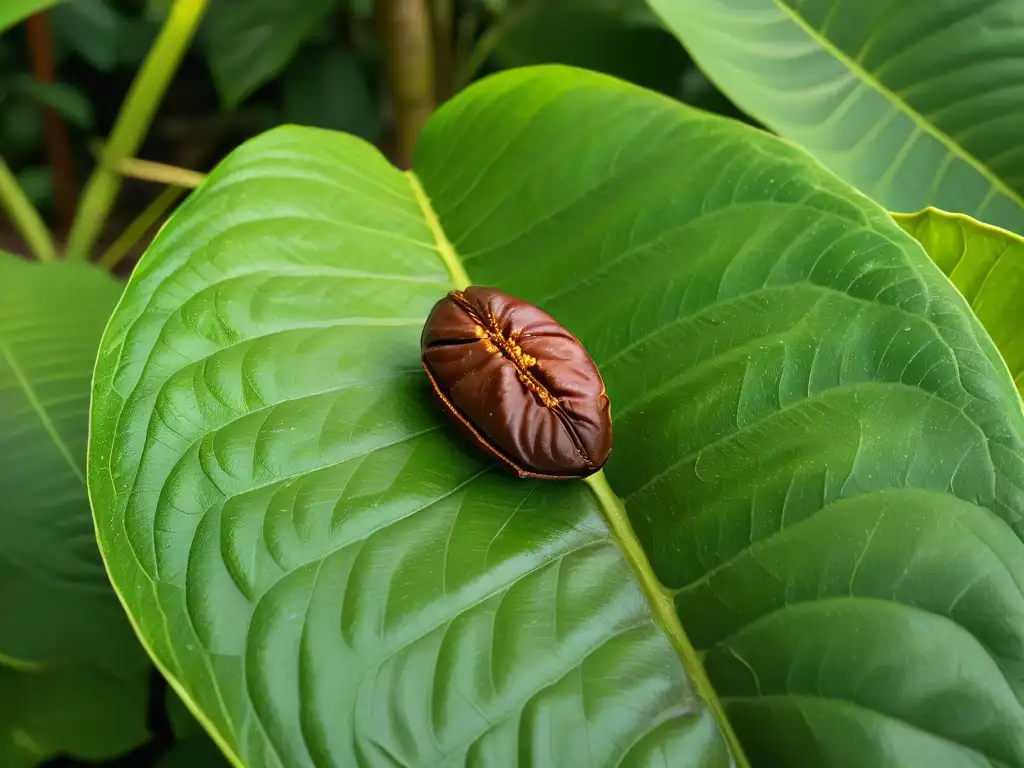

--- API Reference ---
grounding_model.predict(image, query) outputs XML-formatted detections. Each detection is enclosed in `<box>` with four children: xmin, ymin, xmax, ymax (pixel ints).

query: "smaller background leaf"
<box><xmin>48</xmin><ymin>0</ymin><xmax>122</xmax><ymax>72</ymax></box>
<box><xmin>895</xmin><ymin>208</ymin><xmax>1024</xmax><ymax>394</ymax></box>
<box><xmin>10</xmin><ymin>76</ymin><xmax>93</xmax><ymax>128</ymax></box>
<box><xmin>0</xmin><ymin>664</ymin><xmax>149</xmax><ymax>767</ymax></box>
<box><xmin>281</xmin><ymin>42</ymin><xmax>380</xmax><ymax>141</ymax></box>
<box><xmin>0</xmin><ymin>255</ymin><xmax>146</xmax><ymax>673</ymax></box>
<box><xmin>16</xmin><ymin>166</ymin><xmax>51</xmax><ymax>209</ymax></box>
<box><xmin>203</xmin><ymin>0</ymin><xmax>338</xmax><ymax>109</ymax></box>
<box><xmin>163</xmin><ymin>688</ymin><xmax>230</xmax><ymax>767</ymax></box>
<box><xmin>165</xmin><ymin>687</ymin><xmax>200</xmax><ymax>742</ymax></box>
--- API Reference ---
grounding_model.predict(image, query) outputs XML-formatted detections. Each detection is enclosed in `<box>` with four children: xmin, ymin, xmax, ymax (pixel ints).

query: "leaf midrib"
<box><xmin>0</xmin><ymin>338</ymin><xmax>84</xmax><ymax>486</ymax></box>
<box><xmin>404</xmin><ymin>169</ymin><xmax>751</xmax><ymax>766</ymax></box>
<box><xmin>772</xmin><ymin>0</ymin><xmax>1024</xmax><ymax>213</ymax></box>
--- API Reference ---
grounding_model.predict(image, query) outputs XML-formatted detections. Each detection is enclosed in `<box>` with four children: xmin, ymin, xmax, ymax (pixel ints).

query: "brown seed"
<box><xmin>420</xmin><ymin>286</ymin><xmax>612</xmax><ymax>479</ymax></box>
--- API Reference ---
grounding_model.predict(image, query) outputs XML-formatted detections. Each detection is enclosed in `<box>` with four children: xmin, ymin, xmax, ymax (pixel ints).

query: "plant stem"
<box><xmin>378</xmin><ymin>0</ymin><xmax>435</xmax><ymax>169</ymax></box>
<box><xmin>64</xmin><ymin>0</ymin><xmax>208</xmax><ymax>262</ymax></box>
<box><xmin>113</xmin><ymin>157</ymin><xmax>206</xmax><ymax>189</ymax></box>
<box><xmin>0</xmin><ymin>155</ymin><xmax>57</xmax><ymax>261</ymax></box>
<box><xmin>25</xmin><ymin>11</ymin><xmax>76</xmax><ymax>230</ymax></box>
<box><xmin>96</xmin><ymin>185</ymin><xmax>185</xmax><ymax>272</ymax></box>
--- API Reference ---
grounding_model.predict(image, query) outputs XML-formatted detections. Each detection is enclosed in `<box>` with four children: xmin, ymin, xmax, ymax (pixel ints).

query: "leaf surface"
<box><xmin>649</xmin><ymin>0</ymin><xmax>1024</xmax><ymax>234</ymax></box>
<box><xmin>90</xmin><ymin>66</ymin><xmax>1024</xmax><ymax>767</ymax></box>
<box><xmin>894</xmin><ymin>207</ymin><xmax>1024</xmax><ymax>393</ymax></box>
<box><xmin>0</xmin><ymin>255</ymin><xmax>146</xmax><ymax>673</ymax></box>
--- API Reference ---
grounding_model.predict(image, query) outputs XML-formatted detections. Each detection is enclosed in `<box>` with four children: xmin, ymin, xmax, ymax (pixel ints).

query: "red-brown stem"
<box><xmin>377</xmin><ymin>0</ymin><xmax>435</xmax><ymax>169</ymax></box>
<box><xmin>25</xmin><ymin>12</ymin><xmax>76</xmax><ymax>232</ymax></box>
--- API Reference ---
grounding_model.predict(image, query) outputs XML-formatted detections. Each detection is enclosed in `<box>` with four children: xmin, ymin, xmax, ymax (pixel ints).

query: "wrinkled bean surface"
<box><xmin>421</xmin><ymin>286</ymin><xmax>612</xmax><ymax>479</ymax></box>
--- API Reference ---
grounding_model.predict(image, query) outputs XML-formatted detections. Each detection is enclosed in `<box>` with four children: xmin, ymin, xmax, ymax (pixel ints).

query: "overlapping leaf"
<box><xmin>90</xmin><ymin>66</ymin><xmax>1024</xmax><ymax>767</ymax></box>
<box><xmin>203</xmin><ymin>0</ymin><xmax>337</xmax><ymax>108</ymax></box>
<box><xmin>649</xmin><ymin>0</ymin><xmax>1024</xmax><ymax>235</ymax></box>
<box><xmin>0</xmin><ymin>664</ymin><xmax>148</xmax><ymax>767</ymax></box>
<box><xmin>895</xmin><ymin>207</ymin><xmax>1024</xmax><ymax>392</ymax></box>
<box><xmin>0</xmin><ymin>255</ymin><xmax>144</xmax><ymax>672</ymax></box>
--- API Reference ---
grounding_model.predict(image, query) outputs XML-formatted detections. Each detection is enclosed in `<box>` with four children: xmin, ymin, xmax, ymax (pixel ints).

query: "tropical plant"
<box><xmin>0</xmin><ymin>0</ymin><xmax>219</xmax><ymax>764</ymax></box>
<box><xmin>3</xmin><ymin>0</ymin><xmax>1024</xmax><ymax>767</ymax></box>
<box><xmin>87</xmin><ymin>65</ymin><xmax>1024</xmax><ymax>767</ymax></box>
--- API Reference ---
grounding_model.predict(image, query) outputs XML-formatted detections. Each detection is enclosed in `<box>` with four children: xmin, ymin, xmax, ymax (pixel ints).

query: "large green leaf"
<box><xmin>203</xmin><ymin>0</ymin><xmax>337</xmax><ymax>109</ymax></box>
<box><xmin>89</xmin><ymin>66</ymin><xmax>1024</xmax><ymax>767</ymax></box>
<box><xmin>0</xmin><ymin>255</ymin><xmax>147</xmax><ymax>673</ymax></box>
<box><xmin>648</xmin><ymin>0</ymin><xmax>1024</xmax><ymax>235</ymax></box>
<box><xmin>894</xmin><ymin>207</ymin><xmax>1024</xmax><ymax>393</ymax></box>
<box><xmin>0</xmin><ymin>0</ymin><xmax>65</xmax><ymax>35</ymax></box>
<box><xmin>0</xmin><ymin>663</ymin><xmax>149</xmax><ymax>767</ymax></box>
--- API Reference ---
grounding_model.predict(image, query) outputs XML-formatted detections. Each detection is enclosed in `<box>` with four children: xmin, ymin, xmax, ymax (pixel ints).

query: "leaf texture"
<box><xmin>649</xmin><ymin>0</ymin><xmax>1024</xmax><ymax>234</ymax></box>
<box><xmin>90</xmin><ymin>66</ymin><xmax>1024</xmax><ymax>767</ymax></box>
<box><xmin>0</xmin><ymin>255</ymin><xmax>146</xmax><ymax>672</ymax></box>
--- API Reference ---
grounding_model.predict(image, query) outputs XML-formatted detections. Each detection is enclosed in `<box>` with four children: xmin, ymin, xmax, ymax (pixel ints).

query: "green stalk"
<box><xmin>0</xmin><ymin>155</ymin><xmax>57</xmax><ymax>261</ymax></box>
<box><xmin>113</xmin><ymin>157</ymin><xmax>206</xmax><ymax>189</ymax></box>
<box><xmin>64</xmin><ymin>0</ymin><xmax>208</xmax><ymax>261</ymax></box>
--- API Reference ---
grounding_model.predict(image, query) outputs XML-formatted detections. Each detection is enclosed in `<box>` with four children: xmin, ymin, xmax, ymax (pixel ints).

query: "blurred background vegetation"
<box><xmin>0</xmin><ymin>0</ymin><xmax>749</xmax><ymax>268</ymax></box>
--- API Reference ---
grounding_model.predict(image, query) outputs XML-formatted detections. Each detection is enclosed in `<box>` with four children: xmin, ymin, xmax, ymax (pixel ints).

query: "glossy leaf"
<box><xmin>0</xmin><ymin>255</ymin><xmax>145</xmax><ymax>673</ymax></box>
<box><xmin>0</xmin><ymin>663</ymin><xmax>149</xmax><ymax>767</ymax></box>
<box><xmin>89</xmin><ymin>66</ymin><xmax>1024</xmax><ymax>767</ymax></box>
<box><xmin>203</xmin><ymin>0</ymin><xmax>337</xmax><ymax>108</ymax></box>
<box><xmin>649</xmin><ymin>0</ymin><xmax>1024</xmax><ymax>235</ymax></box>
<box><xmin>0</xmin><ymin>0</ymin><xmax>65</xmax><ymax>35</ymax></box>
<box><xmin>894</xmin><ymin>207</ymin><xmax>1024</xmax><ymax>393</ymax></box>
